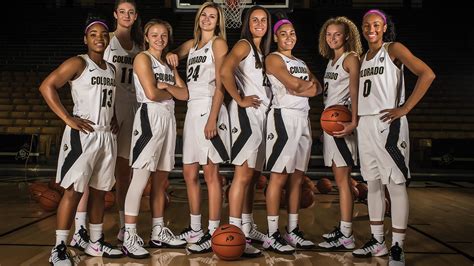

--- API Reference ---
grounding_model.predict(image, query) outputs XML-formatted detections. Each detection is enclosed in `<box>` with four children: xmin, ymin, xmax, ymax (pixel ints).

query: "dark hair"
<box><xmin>364</xmin><ymin>9</ymin><xmax>396</xmax><ymax>42</ymax></box>
<box><xmin>240</xmin><ymin>6</ymin><xmax>272</xmax><ymax>69</ymax></box>
<box><xmin>114</xmin><ymin>0</ymin><xmax>144</xmax><ymax>48</ymax></box>
<box><xmin>84</xmin><ymin>13</ymin><xmax>109</xmax><ymax>34</ymax></box>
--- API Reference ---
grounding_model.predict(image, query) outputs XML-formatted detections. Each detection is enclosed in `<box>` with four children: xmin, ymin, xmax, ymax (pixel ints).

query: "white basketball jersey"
<box><xmin>323</xmin><ymin>52</ymin><xmax>351</xmax><ymax>108</ymax></box>
<box><xmin>267</xmin><ymin>52</ymin><xmax>310</xmax><ymax>112</ymax></box>
<box><xmin>69</xmin><ymin>54</ymin><xmax>116</xmax><ymax>126</ymax></box>
<box><xmin>103</xmin><ymin>36</ymin><xmax>141</xmax><ymax>101</ymax></box>
<box><xmin>358</xmin><ymin>43</ymin><xmax>405</xmax><ymax>116</ymax></box>
<box><xmin>186</xmin><ymin>38</ymin><xmax>216</xmax><ymax>100</ymax></box>
<box><xmin>133</xmin><ymin>51</ymin><xmax>175</xmax><ymax>107</ymax></box>
<box><xmin>234</xmin><ymin>40</ymin><xmax>272</xmax><ymax>107</ymax></box>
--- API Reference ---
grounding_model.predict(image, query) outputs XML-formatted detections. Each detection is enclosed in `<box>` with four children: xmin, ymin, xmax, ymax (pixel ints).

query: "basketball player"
<box><xmin>220</xmin><ymin>5</ymin><xmax>273</xmax><ymax>257</ymax></box>
<box><xmin>121</xmin><ymin>19</ymin><xmax>188</xmax><ymax>259</ymax></box>
<box><xmin>352</xmin><ymin>9</ymin><xmax>435</xmax><ymax>265</ymax></box>
<box><xmin>69</xmin><ymin>0</ymin><xmax>144</xmax><ymax>250</ymax></box>
<box><xmin>316</xmin><ymin>16</ymin><xmax>362</xmax><ymax>250</ymax></box>
<box><xmin>263</xmin><ymin>18</ymin><xmax>320</xmax><ymax>253</ymax></box>
<box><xmin>40</xmin><ymin>16</ymin><xmax>124</xmax><ymax>265</ymax></box>
<box><xmin>165</xmin><ymin>2</ymin><xmax>229</xmax><ymax>253</ymax></box>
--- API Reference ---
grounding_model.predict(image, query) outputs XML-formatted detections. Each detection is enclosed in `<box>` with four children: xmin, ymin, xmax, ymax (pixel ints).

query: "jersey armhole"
<box><xmin>237</xmin><ymin>39</ymin><xmax>252</xmax><ymax>61</ymax></box>
<box><xmin>70</xmin><ymin>55</ymin><xmax>89</xmax><ymax>83</ymax></box>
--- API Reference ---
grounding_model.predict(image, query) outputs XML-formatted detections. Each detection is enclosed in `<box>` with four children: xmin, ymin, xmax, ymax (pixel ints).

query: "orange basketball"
<box><xmin>48</xmin><ymin>178</ymin><xmax>65</xmax><ymax>195</ymax></box>
<box><xmin>320</xmin><ymin>105</ymin><xmax>351</xmax><ymax>136</ymax></box>
<box><xmin>256</xmin><ymin>175</ymin><xmax>267</xmax><ymax>189</ymax></box>
<box><xmin>302</xmin><ymin>176</ymin><xmax>316</xmax><ymax>193</ymax></box>
<box><xmin>29</xmin><ymin>182</ymin><xmax>49</xmax><ymax>202</ymax></box>
<box><xmin>356</xmin><ymin>183</ymin><xmax>368</xmax><ymax>201</ymax></box>
<box><xmin>211</xmin><ymin>224</ymin><xmax>246</xmax><ymax>260</ymax></box>
<box><xmin>316</xmin><ymin>178</ymin><xmax>332</xmax><ymax>194</ymax></box>
<box><xmin>104</xmin><ymin>191</ymin><xmax>115</xmax><ymax>210</ymax></box>
<box><xmin>221</xmin><ymin>174</ymin><xmax>228</xmax><ymax>186</ymax></box>
<box><xmin>143</xmin><ymin>179</ymin><xmax>152</xmax><ymax>197</ymax></box>
<box><xmin>300</xmin><ymin>188</ymin><xmax>315</xmax><ymax>209</ymax></box>
<box><xmin>39</xmin><ymin>189</ymin><xmax>61</xmax><ymax>211</ymax></box>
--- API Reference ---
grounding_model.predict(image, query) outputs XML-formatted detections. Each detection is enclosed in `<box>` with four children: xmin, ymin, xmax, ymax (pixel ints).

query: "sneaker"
<box><xmin>122</xmin><ymin>228</ymin><xmax>149</xmax><ymax>259</ymax></box>
<box><xmin>388</xmin><ymin>242</ymin><xmax>405</xmax><ymax>266</ymax></box>
<box><xmin>352</xmin><ymin>235</ymin><xmax>388</xmax><ymax>258</ymax></box>
<box><xmin>176</xmin><ymin>226</ymin><xmax>204</xmax><ymax>244</ymax></box>
<box><xmin>187</xmin><ymin>232</ymin><xmax>212</xmax><ymax>254</ymax></box>
<box><xmin>149</xmin><ymin>225</ymin><xmax>187</xmax><ymax>248</ymax></box>
<box><xmin>242</xmin><ymin>241</ymin><xmax>262</xmax><ymax>258</ymax></box>
<box><xmin>322</xmin><ymin>226</ymin><xmax>339</xmax><ymax>241</ymax></box>
<box><xmin>263</xmin><ymin>231</ymin><xmax>295</xmax><ymax>254</ymax></box>
<box><xmin>117</xmin><ymin>226</ymin><xmax>125</xmax><ymax>242</ymax></box>
<box><xmin>84</xmin><ymin>235</ymin><xmax>124</xmax><ymax>258</ymax></box>
<box><xmin>318</xmin><ymin>227</ymin><xmax>355</xmax><ymax>250</ymax></box>
<box><xmin>70</xmin><ymin>226</ymin><xmax>89</xmax><ymax>251</ymax></box>
<box><xmin>243</xmin><ymin>222</ymin><xmax>267</xmax><ymax>244</ymax></box>
<box><xmin>283</xmin><ymin>226</ymin><xmax>315</xmax><ymax>249</ymax></box>
<box><xmin>49</xmin><ymin>241</ymin><xmax>72</xmax><ymax>266</ymax></box>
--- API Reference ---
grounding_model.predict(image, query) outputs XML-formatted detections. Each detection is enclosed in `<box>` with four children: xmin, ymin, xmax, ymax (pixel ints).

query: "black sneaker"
<box><xmin>70</xmin><ymin>225</ymin><xmax>89</xmax><ymax>251</ymax></box>
<box><xmin>389</xmin><ymin>242</ymin><xmax>405</xmax><ymax>265</ymax></box>
<box><xmin>262</xmin><ymin>231</ymin><xmax>295</xmax><ymax>254</ymax></box>
<box><xmin>49</xmin><ymin>241</ymin><xmax>72</xmax><ymax>266</ymax></box>
<box><xmin>187</xmin><ymin>232</ymin><xmax>212</xmax><ymax>254</ymax></box>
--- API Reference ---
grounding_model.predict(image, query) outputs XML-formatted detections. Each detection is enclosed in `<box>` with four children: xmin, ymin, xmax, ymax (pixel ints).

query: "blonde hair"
<box><xmin>193</xmin><ymin>2</ymin><xmax>226</xmax><ymax>47</ymax></box>
<box><xmin>143</xmin><ymin>19</ymin><xmax>173</xmax><ymax>59</ymax></box>
<box><xmin>318</xmin><ymin>16</ymin><xmax>362</xmax><ymax>59</ymax></box>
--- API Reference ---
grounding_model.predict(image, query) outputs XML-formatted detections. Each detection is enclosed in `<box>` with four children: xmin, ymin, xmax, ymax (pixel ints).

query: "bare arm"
<box><xmin>165</xmin><ymin>39</ymin><xmax>194</xmax><ymax>67</ymax></box>
<box><xmin>380</xmin><ymin>42</ymin><xmax>436</xmax><ymax>122</ymax></box>
<box><xmin>204</xmin><ymin>38</ymin><xmax>228</xmax><ymax>139</ymax></box>
<box><xmin>265</xmin><ymin>54</ymin><xmax>314</xmax><ymax>94</ymax></box>
<box><xmin>133</xmin><ymin>53</ymin><xmax>173</xmax><ymax>102</ymax></box>
<box><xmin>161</xmin><ymin>66</ymin><xmax>189</xmax><ymax>101</ymax></box>
<box><xmin>39</xmin><ymin>56</ymin><xmax>95</xmax><ymax>133</ymax></box>
<box><xmin>220</xmin><ymin>40</ymin><xmax>261</xmax><ymax>108</ymax></box>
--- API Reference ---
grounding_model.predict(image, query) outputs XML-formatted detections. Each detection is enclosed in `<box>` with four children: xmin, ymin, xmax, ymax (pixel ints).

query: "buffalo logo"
<box><xmin>204</xmin><ymin>48</ymin><xmax>209</xmax><ymax>53</ymax></box>
<box><xmin>225</xmin><ymin>235</ymin><xmax>235</xmax><ymax>242</ymax></box>
<box><xmin>231</xmin><ymin>127</ymin><xmax>238</xmax><ymax>134</ymax></box>
<box><xmin>400</xmin><ymin>141</ymin><xmax>407</xmax><ymax>149</ymax></box>
<box><xmin>267</xmin><ymin>133</ymin><xmax>274</xmax><ymax>140</ymax></box>
<box><xmin>63</xmin><ymin>144</ymin><xmax>68</xmax><ymax>151</ymax></box>
<box><xmin>219</xmin><ymin>123</ymin><xmax>227</xmax><ymax>131</ymax></box>
<box><xmin>133</xmin><ymin>130</ymin><xmax>139</xmax><ymax>136</ymax></box>
<box><xmin>331</xmin><ymin>112</ymin><xmax>339</xmax><ymax>118</ymax></box>
<box><xmin>379</xmin><ymin>57</ymin><xmax>385</xmax><ymax>63</ymax></box>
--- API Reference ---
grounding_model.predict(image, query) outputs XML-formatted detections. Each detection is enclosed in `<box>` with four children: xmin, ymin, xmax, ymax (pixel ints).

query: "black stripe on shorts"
<box><xmin>385</xmin><ymin>118</ymin><xmax>409</xmax><ymax>179</ymax></box>
<box><xmin>60</xmin><ymin>128</ymin><xmax>83</xmax><ymax>182</ymax></box>
<box><xmin>334</xmin><ymin>136</ymin><xmax>354</xmax><ymax>167</ymax></box>
<box><xmin>231</xmin><ymin>105</ymin><xmax>252</xmax><ymax>160</ymax></box>
<box><xmin>266</xmin><ymin>109</ymin><xmax>288</xmax><ymax>171</ymax></box>
<box><xmin>211</xmin><ymin>135</ymin><xmax>230</xmax><ymax>162</ymax></box>
<box><xmin>132</xmin><ymin>103</ymin><xmax>153</xmax><ymax>164</ymax></box>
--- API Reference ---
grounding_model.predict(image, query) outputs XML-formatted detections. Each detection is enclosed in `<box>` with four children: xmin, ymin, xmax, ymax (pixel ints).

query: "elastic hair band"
<box><xmin>363</xmin><ymin>9</ymin><xmax>386</xmax><ymax>24</ymax></box>
<box><xmin>84</xmin><ymin>21</ymin><xmax>109</xmax><ymax>34</ymax></box>
<box><xmin>273</xmin><ymin>19</ymin><xmax>292</xmax><ymax>34</ymax></box>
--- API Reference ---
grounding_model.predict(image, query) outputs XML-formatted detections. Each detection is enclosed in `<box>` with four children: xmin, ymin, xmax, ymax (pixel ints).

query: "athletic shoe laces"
<box><xmin>272</xmin><ymin>231</ymin><xmax>289</xmax><ymax>248</ymax></box>
<box><xmin>158</xmin><ymin>226</ymin><xmax>178</xmax><ymax>242</ymax></box>
<box><xmin>361</xmin><ymin>236</ymin><xmax>379</xmax><ymax>252</ymax></box>
<box><xmin>126</xmin><ymin>232</ymin><xmax>145</xmax><ymax>252</ymax></box>
<box><xmin>195</xmin><ymin>233</ymin><xmax>212</xmax><ymax>249</ymax></box>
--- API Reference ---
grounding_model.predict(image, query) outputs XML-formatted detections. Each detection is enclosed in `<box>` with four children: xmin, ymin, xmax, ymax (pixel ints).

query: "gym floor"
<box><xmin>0</xmin><ymin>177</ymin><xmax>472</xmax><ymax>265</ymax></box>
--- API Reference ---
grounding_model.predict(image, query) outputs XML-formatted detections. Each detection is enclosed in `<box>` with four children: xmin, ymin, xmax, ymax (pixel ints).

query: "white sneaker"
<box><xmin>322</xmin><ymin>226</ymin><xmax>340</xmax><ymax>241</ymax></box>
<box><xmin>352</xmin><ymin>235</ymin><xmax>388</xmax><ymax>258</ymax></box>
<box><xmin>149</xmin><ymin>225</ymin><xmax>187</xmax><ymax>248</ymax></box>
<box><xmin>389</xmin><ymin>242</ymin><xmax>405</xmax><ymax>266</ymax></box>
<box><xmin>176</xmin><ymin>226</ymin><xmax>204</xmax><ymax>244</ymax></box>
<box><xmin>187</xmin><ymin>232</ymin><xmax>212</xmax><ymax>254</ymax></box>
<box><xmin>263</xmin><ymin>231</ymin><xmax>295</xmax><ymax>254</ymax></box>
<box><xmin>84</xmin><ymin>235</ymin><xmax>124</xmax><ymax>258</ymax></box>
<box><xmin>283</xmin><ymin>226</ymin><xmax>315</xmax><ymax>249</ymax></box>
<box><xmin>122</xmin><ymin>228</ymin><xmax>149</xmax><ymax>259</ymax></box>
<box><xmin>70</xmin><ymin>226</ymin><xmax>89</xmax><ymax>251</ymax></box>
<box><xmin>318</xmin><ymin>227</ymin><xmax>355</xmax><ymax>250</ymax></box>
<box><xmin>117</xmin><ymin>226</ymin><xmax>125</xmax><ymax>242</ymax></box>
<box><xmin>242</xmin><ymin>241</ymin><xmax>262</xmax><ymax>258</ymax></box>
<box><xmin>151</xmin><ymin>250</ymin><xmax>185</xmax><ymax>265</ymax></box>
<box><xmin>49</xmin><ymin>241</ymin><xmax>72</xmax><ymax>266</ymax></box>
<box><xmin>243</xmin><ymin>222</ymin><xmax>267</xmax><ymax>244</ymax></box>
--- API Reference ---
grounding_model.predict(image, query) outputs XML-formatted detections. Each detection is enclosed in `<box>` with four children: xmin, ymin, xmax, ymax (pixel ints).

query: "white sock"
<box><xmin>89</xmin><ymin>223</ymin><xmax>103</xmax><ymax>242</ymax></box>
<box><xmin>267</xmin><ymin>215</ymin><xmax>279</xmax><ymax>236</ymax></box>
<box><xmin>370</xmin><ymin>224</ymin><xmax>384</xmax><ymax>243</ymax></box>
<box><xmin>229</xmin><ymin>216</ymin><xmax>242</xmax><ymax>230</ymax></box>
<box><xmin>153</xmin><ymin>217</ymin><xmax>164</xmax><ymax>227</ymax></box>
<box><xmin>340</xmin><ymin>221</ymin><xmax>352</xmax><ymax>237</ymax></box>
<box><xmin>74</xmin><ymin>212</ymin><xmax>87</xmax><ymax>233</ymax></box>
<box><xmin>288</xmin><ymin>213</ymin><xmax>298</xmax><ymax>232</ymax></box>
<box><xmin>119</xmin><ymin>211</ymin><xmax>125</xmax><ymax>228</ymax></box>
<box><xmin>190</xmin><ymin>214</ymin><xmax>202</xmax><ymax>231</ymax></box>
<box><xmin>55</xmin><ymin>230</ymin><xmax>69</xmax><ymax>246</ymax></box>
<box><xmin>208</xmin><ymin>220</ymin><xmax>220</xmax><ymax>235</ymax></box>
<box><xmin>392</xmin><ymin>232</ymin><xmax>406</xmax><ymax>248</ymax></box>
<box><xmin>242</xmin><ymin>213</ymin><xmax>253</xmax><ymax>224</ymax></box>
<box><xmin>124</xmin><ymin>223</ymin><xmax>136</xmax><ymax>231</ymax></box>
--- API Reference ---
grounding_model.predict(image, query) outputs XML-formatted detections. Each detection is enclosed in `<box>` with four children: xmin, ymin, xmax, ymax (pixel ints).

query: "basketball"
<box><xmin>320</xmin><ymin>105</ymin><xmax>351</xmax><ymax>136</ymax></box>
<box><xmin>300</xmin><ymin>188</ymin><xmax>315</xmax><ymax>208</ymax></box>
<box><xmin>29</xmin><ymin>182</ymin><xmax>49</xmax><ymax>202</ymax></box>
<box><xmin>104</xmin><ymin>191</ymin><xmax>115</xmax><ymax>210</ymax></box>
<box><xmin>39</xmin><ymin>189</ymin><xmax>61</xmax><ymax>212</ymax></box>
<box><xmin>350</xmin><ymin>178</ymin><xmax>358</xmax><ymax>187</ymax></box>
<box><xmin>256</xmin><ymin>175</ymin><xmax>267</xmax><ymax>189</ymax></box>
<box><xmin>221</xmin><ymin>174</ymin><xmax>228</xmax><ymax>186</ymax></box>
<box><xmin>48</xmin><ymin>178</ymin><xmax>65</xmax><ymax>195</ymax></box>
<box><xmin>351</xmin><ymin>185</ymin><xmax>359</xmax><ymax>199</ymax></box>
<box><xmin>302</xmin><ymin>176</ymin><xmax>316</xmax><ymax>193</ymax></box>
<box><xmin>143</xmin><ymin>179</ymin><xmax>151</xmax><ymax>197</ymax></box>
<box><xmin>211</xmin><ymin>224</ymin><xmax>246</xmax><ymax>260</ymax></box>
<box><xmin>316</xmin><ymin>178</ymin><xmax>332</xmax><ymax>194</ymax></box>
<box><xmin>356</xmin><ymin>183</ymin><xmax>368</xmax><ymax>201</ymax></box>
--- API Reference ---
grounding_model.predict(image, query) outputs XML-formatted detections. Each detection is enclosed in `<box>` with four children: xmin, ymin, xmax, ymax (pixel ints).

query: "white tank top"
<box><xmin>234</xmin><ymin>40</ymin><xmax>272</xmax><ymax>107</ymax></box>
<box><xmin>69</xmin><ymin>54</ymin><xmax>116</xmax><ymax>126</ymax></box>
<box><xmin>358</xmin><ymin>43</ymin><xmax>405</xmax><ymax>116</ymax></box>
<box><xmin>323</xmin><ymin>52</ymin><xmax>352</xmax><ymax>108</ymax></box>
<box><xmin>103</xmin><ymin>35</ymin><xmax>141</xmax><ymax>102</ymax></box>
<box><xmin>267</xmin><ymin>52</ymin><xmax>310</xmax><ymax>112</ymax></box>
<box><xmin>186</xmin><ymin>38</ymin><xmax>216</xmax><ymax>101</ymax></box>
<box><xmin>133</xmin><ymin>51</ymin><xmax>175</xmax><ymax>107</ymax></box>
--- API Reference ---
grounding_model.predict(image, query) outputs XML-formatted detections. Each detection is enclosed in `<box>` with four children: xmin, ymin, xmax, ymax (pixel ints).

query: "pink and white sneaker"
<box><xmin>352</xmin><ymin>235</ymin><xmax>388</xmax><ymax>257</ymax></box>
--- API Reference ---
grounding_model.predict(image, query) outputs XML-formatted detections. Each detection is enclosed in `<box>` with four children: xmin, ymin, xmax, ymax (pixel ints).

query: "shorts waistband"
<box><xmin>272</xmin><ymin>107</ymin><xmax>308</xmax><ymax>117</ymax></box>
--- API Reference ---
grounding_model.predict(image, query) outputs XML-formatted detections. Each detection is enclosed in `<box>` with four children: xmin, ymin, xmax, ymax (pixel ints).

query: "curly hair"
<box><xmin>318</xmin><ymin>16</ymin><xmax>363</xmax><ymax>59</ymax></box>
